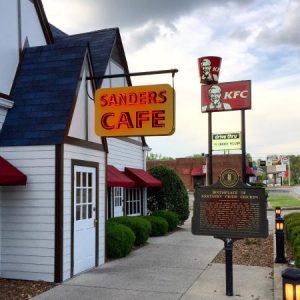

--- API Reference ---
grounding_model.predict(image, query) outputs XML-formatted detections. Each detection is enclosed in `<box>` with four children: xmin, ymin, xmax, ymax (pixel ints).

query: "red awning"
<box><xmin>125</xmin><ymin>167</ymin><xmax>162</xmax><ymax>187</ymax></box>
<box><xmin>0</xmin><ymin>156</ymin><xmax>27</xmax><ymax>186</ymax></box>
<box><xmin>246</xmin><ymin>166</ymin><xmax>256</xmax><ymax>177</ymax></box>
<box><xmin>191</xmin><ymin>166</ymin><xmax>206</xmax><ymax>176</ymax></box>
<box><xmin>107</xmin><ymin>165</ymin><xmax>135</xmax><ymax>187</ymax></box>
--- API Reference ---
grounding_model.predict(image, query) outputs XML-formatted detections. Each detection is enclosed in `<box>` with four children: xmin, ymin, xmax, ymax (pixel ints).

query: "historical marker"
<box><xmin>192</xmin><ymin>169</ymin><xmax>268</xmax><ymax>239</ymax></box>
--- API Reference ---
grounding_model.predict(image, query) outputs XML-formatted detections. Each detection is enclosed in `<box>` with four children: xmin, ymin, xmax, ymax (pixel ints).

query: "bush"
<box><xmin>142</xmin><ymin>216</ymin><xmax>168</xmax><ymax>236</ymax></box>
<box><xmin>290</xmin><ymin>225</ymin><xmax>300</xmax><ymax>247</ymax></box>
<box><xmin>112</xmin><ymin>216</ymin><xmax>151</xmax><ymax>246</ymax></box>
<box><xmin>151</xmin><ymin>210</ymin><xmax>179</xmax><ymax>231</ymax></box>
<box><xmin>106</xmin><ymin>222</ymin><xmax>135</xmax><ymax>258</ymax></box>
<box><xmin>147</xmin><ymin>166</ymin><xmax>189</xmax><ymax>224</ymax></box>
<box><xmin>284</xmin><ymin>213</ymin><xmax>300</xmax><ymax>242</ymax></box>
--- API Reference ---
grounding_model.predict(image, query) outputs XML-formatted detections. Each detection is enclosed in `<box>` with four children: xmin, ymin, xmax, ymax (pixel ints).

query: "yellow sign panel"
<box><xmin>95</xmin><ymin>84</ymin><xmax>175</xmax><ymax>137</ymax></box>
<box><xmin>212</xmin><ymin>132</ymin><xmax>241</xmax><ymax>151</ymax></box>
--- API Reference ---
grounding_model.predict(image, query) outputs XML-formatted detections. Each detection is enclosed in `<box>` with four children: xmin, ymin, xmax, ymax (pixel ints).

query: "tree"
<box><xmin>289</xmin><ymin>155</ymin><xmax>300</xmax><ymax>185</ymax></box>
<box><xmin>147</xmin><ymin>165</ymin><xmax>189</xmax><ymax>224</ymax></box>
<box><xmin>147</xmin><ymin>153</ymin><xmax>174</xmax><ymax>161</ymax></box>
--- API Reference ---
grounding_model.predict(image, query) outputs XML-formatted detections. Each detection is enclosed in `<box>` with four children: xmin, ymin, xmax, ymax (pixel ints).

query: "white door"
<box><xmin>113</xmin><ymin>187</ymin><xmax>123</xmax><ymax>217</ymax></box>
<box><xmin>74</xmin><ymin>166</ymin><xmax>96</xmax><ymax>275</ymax></box>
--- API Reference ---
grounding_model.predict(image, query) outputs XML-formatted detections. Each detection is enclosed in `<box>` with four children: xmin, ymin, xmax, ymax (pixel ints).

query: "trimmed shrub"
<box><xmin>290</xmin><ymin>225</ymin><xmax>300</xmax><ymax>248</ymax></box>
<box><xmin>284</xmin><ymin>213</ymin><xmax>300</xmax><ymax>242</ymax></box>
<box><xmin>151</xmin><ymin>210</ymin><xmax>179</xmax><ymax>231</ymax></box>
<box><xmin>112</xmin><ymin>216</ymin><xmax>151</xmax><ymax>246</ymax></box>
<box><xmin>106</xmin><ymin>221</ymin><xmax>135</xmax><ymax>258</ymax></box>
<box><xmin>287</xmin><ymin>220</ymin><xmax>300</xmax><ymax>241</ymax></box>
<box><xmin>142</xmin><ymin>216</ymin><xmax>168</xmax><ymax>236</ymax></box>
<box><xmin>147</xmin><ymin>166</ymin><xmax>189</xmax><ymax>224</ymax></box>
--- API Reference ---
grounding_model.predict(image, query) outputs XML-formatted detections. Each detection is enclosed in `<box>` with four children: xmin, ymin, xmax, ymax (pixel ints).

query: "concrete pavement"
<box><xmin>34</xmin><ymin>214</ymin><xmax>276</xmax><ymax>300</ymax></box>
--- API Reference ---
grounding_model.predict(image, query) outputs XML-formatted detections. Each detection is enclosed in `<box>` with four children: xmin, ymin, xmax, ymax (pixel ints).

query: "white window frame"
<box><xmin>126</xmin><ymin>187</ymin><xmax>142</xmax><ymax>216</ymax></box>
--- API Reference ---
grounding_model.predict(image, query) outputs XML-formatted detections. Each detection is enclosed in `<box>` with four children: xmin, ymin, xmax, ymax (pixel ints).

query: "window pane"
<box><xmin>82</xmin><ymin>205</ymin><xmax>87</xmax><ymax>219</ymax></box>
<box><xmin>76</xmin><ymin>205</ymin><xmax>81</xmax><ymax>220</ymax></box>
<box><xmin>82</xmin><ymin>173</ymin><xmax>87</xmax><ymax>187</ymax></box>
<box><xmin>76</xmin><ymin>189</ymin><xmax>81</xmax><ymax>204</ymax></box>
<box><xmin>82</xmin><ymin>189</ymin><xmax>87</xmax><ymax>203</ymax></box>
<box><xmin>131</xmin><ymin>201</ymin><xmax>134</xmax><ymax>215</ymax></box>
<box><xmin>88</xmin><ymin>173</ymin><xmax>92</xmax><ymax>187</ymax></box>
<box><xmin>76</xmin><ymin>172</ymin><xmax>81</xmax><ymax>187</ymax></box>
<box><xmin>88</xmin><ymin>189</ymin><xmax>92</xmax><ymax>203</ymax></box>
<box><xmin>88</xmin><ymin>205</ymin><xmax>92</xmax><ymax>218</ymax></box>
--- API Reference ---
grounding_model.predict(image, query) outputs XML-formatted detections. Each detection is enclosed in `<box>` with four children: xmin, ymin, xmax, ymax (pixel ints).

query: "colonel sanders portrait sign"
<box><xmin>198</xmin><ymin>56</ymin><xmax>222</xmax><ymax>84</ymax></box>
<box><xmin>201</xmin><ymin>80</ymin><xmax>251</xmax><ymax>113</ymax></box>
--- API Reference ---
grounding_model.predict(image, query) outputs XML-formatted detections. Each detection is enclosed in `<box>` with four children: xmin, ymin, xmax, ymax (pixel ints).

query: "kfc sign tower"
<box><xmin>195</xmin><ymin>57</ymin><xmax>258</xmax><ymax>297</ymax></box>
<box><xmin>198</xmin><ymin>56</ymin><xmax>252</xmax><ymax>184</ymax></box>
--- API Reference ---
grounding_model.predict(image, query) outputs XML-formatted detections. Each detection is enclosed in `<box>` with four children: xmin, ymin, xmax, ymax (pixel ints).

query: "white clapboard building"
<box><xmin>0</xmin><ymin>0</ymin><xmax>161</xmax><ymax>283</ymax></box>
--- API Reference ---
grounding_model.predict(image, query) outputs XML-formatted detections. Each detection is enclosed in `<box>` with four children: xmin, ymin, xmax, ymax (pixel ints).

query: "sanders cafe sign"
<box><xmin>95</xmin><ymin>84</ymin><xmax>175</xmax><ymax>137</ymax></box>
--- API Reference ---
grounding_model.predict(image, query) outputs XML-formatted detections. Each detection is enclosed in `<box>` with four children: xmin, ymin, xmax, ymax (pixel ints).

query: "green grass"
<box><xmin>268</xmin><ymin>194</ymin><xmax>300</xmax><ymax>208</ymax></box>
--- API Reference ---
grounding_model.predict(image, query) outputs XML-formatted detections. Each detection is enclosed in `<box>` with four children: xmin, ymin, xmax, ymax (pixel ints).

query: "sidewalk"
<box><xmin>34</xmin><ymin>215</ymin><xmax>275</xmax><ymax>300</ymax></box>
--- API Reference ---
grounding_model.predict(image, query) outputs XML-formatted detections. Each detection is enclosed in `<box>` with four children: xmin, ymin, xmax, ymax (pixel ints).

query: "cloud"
<box><xmin>41</xmin><ymin>0</ymin><xmax>300</xmax><ymax>158</ymax></box>
<box><xmin>257</xmin><ymin>0</ymin><xmax>300</xmax><ymax>47</ymax></box>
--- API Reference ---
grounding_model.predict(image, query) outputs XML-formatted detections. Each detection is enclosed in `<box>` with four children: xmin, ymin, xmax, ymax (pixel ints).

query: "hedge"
<box><xmin>112</xmin><ymin>216</ymin><xmax>151</xmax><ymax>246</ymax></box>
<box><xmin>151</xmin><ymin>210</ymin><xmax>179</xmax><ymax>231</ymax></box>
<box><xmin>147</xmin><ymin>166</ymin><xmax>189</xmax><ymax>224</ymax></box>
<box><xmin>142</xmin><ymin>216</ymin><xmax>168</xmax><ymax>236</ymax></box>
<box><xmin>106</xmin><ymin>222</ymin><xmax>135</xmax><ymax>258</ymax></box>
<box><xmin>284</xmin><ymin>212</ymin><xmax>300</xmax><ymax>268</ymax></box>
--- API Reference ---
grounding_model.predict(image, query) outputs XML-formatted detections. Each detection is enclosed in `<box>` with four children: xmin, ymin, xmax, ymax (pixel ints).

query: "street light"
<box><xmin>282</xmin><ymin>268</ymin><xmax>300</xmax><ymax>300</ymax></box>
<box><xmin>275</xmin><ymin>207</ymin><xmax>282</xmax><ymax>218</ymax></box>
<box><xmin>275</xmin><ymin>217</ymin><xmax>286</xmax><ymax>263</ymax></box>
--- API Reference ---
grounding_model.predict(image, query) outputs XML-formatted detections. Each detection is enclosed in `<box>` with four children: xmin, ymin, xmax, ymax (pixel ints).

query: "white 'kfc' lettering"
<box><xmin>223</xmin><ymin>90</ymin><xmax>248</xmax><ymax>100</ymax></box>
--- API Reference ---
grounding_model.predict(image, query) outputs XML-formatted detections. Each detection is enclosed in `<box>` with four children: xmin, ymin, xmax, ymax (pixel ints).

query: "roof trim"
<box><xmin>63</xmin><ymin>46</ymin><xmax>108</xmax><ymax>152</ymax></box>
<box><xmin>114</xmin><ymin>29</ymin><xmax>132</xmax><ymax>87</ymax></box>
<box><xmin>0</xmin><ymin>98</ymin><xmax>14</xmax><ymax>109</ymax></box>
<box><xmin>33</xmin><ymin>0</ymin><xmax>54</xmax><ymax>44</ymax></box>
<box><xmin>64</xmin><ymin>48</ymin><xmax>90</xmax><ymax>140</ymax></box>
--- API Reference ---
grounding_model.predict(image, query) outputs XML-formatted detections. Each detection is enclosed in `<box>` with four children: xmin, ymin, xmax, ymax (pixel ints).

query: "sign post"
<box><xmin>192</xmin><ymin>169</ymin><xmax>268</xmax><ymax>296</ymax></box>
<box><xmin>195</xmin><ymin>56</ymin><xmax>266</xmax><ymax>296</ymax></box>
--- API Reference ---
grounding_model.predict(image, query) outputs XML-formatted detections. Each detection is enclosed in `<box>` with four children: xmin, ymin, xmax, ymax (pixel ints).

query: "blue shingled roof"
<box><xmin>49</xmin><ymin>23</ymin><xmax>68</xmax><ymax>40</ymax></box>
<box><xmin>0</xmin><ymin>27</ymin><xmax>125</xmax><ymax>147</ymax></box>
<box><xmin>0</xmin><ymin>42</ymin><xmax>88</xmax><ymax>146</ymax></box>
<box><xmin>55</xmin><ymin>28</ymin><xmax>118</xmax><ymax>79</ymax></box>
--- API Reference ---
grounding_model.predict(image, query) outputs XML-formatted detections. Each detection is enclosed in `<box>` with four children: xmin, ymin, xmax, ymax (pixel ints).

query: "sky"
<box><xmin>42</xmin><ymin>0</ymin><xmax>300</xmax><ymax>160</ymax></box>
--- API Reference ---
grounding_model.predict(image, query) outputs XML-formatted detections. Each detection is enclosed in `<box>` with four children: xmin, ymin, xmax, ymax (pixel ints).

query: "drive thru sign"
<box><xmin>95</xmin><ymin>84</ymin><xmax>175</xmax><ymax>137</ymax></box>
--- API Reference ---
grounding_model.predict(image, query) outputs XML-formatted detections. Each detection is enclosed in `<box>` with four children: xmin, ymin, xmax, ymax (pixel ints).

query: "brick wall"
<box><xmin>147</xmin><ymin>154</ymin><xmax>246</xmax><ymax>191</ymax></box>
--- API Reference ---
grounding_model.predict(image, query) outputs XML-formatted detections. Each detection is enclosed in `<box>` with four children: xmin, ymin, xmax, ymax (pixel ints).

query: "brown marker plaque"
<box><xmin>192</xmin><ymin>173</ymin><xmax>268</xmax><ymax>238</ymax></box>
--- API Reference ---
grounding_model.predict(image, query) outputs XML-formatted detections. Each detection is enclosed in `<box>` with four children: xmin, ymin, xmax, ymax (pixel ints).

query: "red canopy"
<box><xmin>191</xmin><ymin>166</ymin><xmax>206</xmax><ymax>176</ymax></box>
<box><xmin>107</xmin><ymin>165</ymin><xmax>135</xmax><ymax>187</ymax></box>
<box><xmin>125</xmin><ymin>167</ymin><xmax>162</xmax><ymax>187</ymax></box>
<box><xmin>0</xmin><ymin>156</ymin><xmax>27</xmax><ymax>186</ymax></box>
<box><xmin>246</xmin><ymin>165</ymin><xmax>256</xmax><ymax>177</ymax></box>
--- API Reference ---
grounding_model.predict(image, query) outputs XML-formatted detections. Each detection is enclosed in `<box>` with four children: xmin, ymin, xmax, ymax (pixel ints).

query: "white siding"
<box><xmin>68</xmin><ymin>58</ymin><xmax>103</xmax><ymax>145</ymax></box>
<box><xmin>107</xmin><ymin>138</ymin><xmax>144</xmax><ymax>170</ymax></box>
<box><xmin>63</xmin><ymin>144</ymin><xmax>106</xmax><ymax>281</ymax></box>
<box><xmin>0</xmin><ymin>146</ymin><xmax>56</xmax><ymax>282</ymax></box>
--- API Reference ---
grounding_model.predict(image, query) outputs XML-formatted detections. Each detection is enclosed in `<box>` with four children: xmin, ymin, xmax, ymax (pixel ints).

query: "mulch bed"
<box><xmin>212</xmin><ymin>234</ymin><xmax>274</xmax><ymax>268</ymax></box>
<box><xmin>0</xmin><ymin>279</ymin><xmax>54</xmax><ymax>300</ymax></box>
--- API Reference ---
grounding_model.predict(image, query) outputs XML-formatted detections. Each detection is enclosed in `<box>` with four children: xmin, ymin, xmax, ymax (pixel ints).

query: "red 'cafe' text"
<box><xmin>101</xmin><ymin>110</ymin><xmax>165</xmax><ymax>130</ymax></box>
